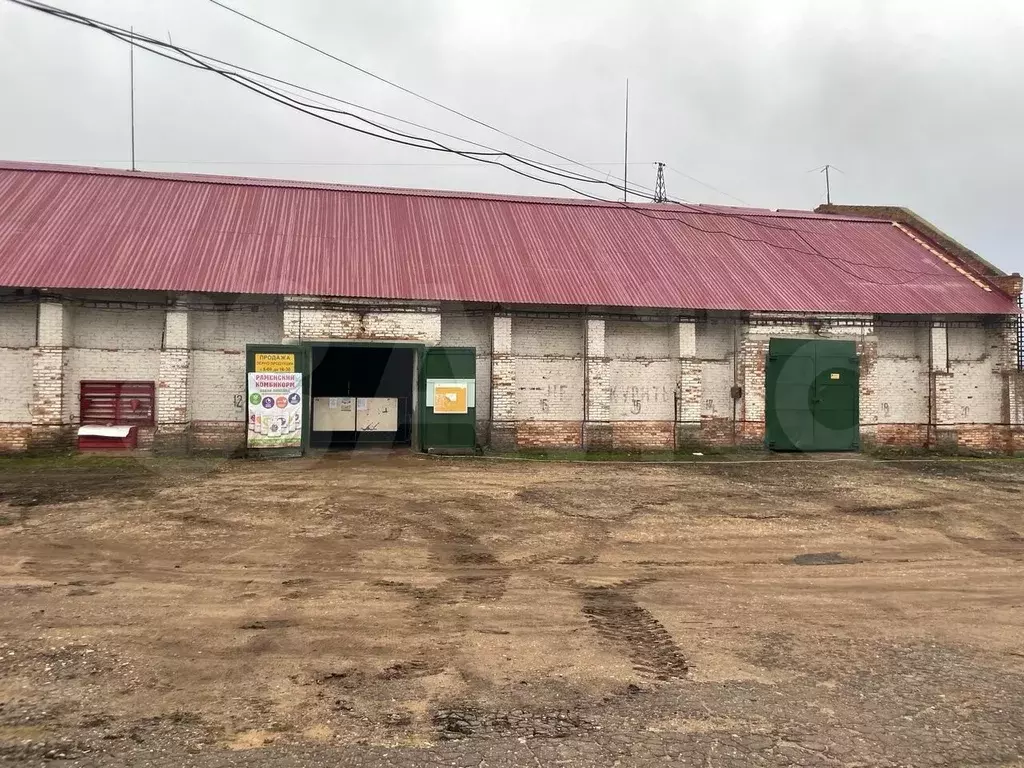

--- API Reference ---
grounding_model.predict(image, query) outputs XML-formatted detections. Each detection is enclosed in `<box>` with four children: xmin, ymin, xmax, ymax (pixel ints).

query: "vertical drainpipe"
<box><xmin>926</xmin><ymin>320</ymin><xmax>934</xmax><ymax>448</ymax></box>
<box><xmin>1018</xmin><ymin>294</ymin><xmax>1024</xmax><ymax>372</ymax></box>
<box><xmin>582</xmin><ymin>311</ymin><xmax>589</xmax><ymax>449</ymax></box>
<box><xmin>731</xmin><ymin>317</ymin><xmax>740</xmax><ymax>445</ymax></box>
<box><xmin>489</xmin><ymin>307</ymin><xmax>496</xmax><ymax>447</ymax></box>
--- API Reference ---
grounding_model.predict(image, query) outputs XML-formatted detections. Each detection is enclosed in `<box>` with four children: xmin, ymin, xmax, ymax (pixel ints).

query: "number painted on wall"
<box><xmin>233</xmin><ymin>394</ymin><xmax>245</xmax><ymax>409</ymax></box>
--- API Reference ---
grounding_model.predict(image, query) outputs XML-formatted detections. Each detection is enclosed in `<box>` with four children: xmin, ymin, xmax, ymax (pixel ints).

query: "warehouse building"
<box><xmin>0</xmin><ymin>160</ymin><xmax>1022</xmax><ymax>455</ymax></box>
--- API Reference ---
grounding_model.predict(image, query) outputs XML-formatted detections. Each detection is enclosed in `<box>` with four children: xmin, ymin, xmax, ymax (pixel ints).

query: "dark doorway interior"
<box><xmin>310</xmin><ymin>344</ymin><xmax>415</xmax><ymax>449</ymax></box>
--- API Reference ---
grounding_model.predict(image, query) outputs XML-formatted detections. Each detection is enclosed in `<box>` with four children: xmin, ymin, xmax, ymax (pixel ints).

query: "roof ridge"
<box><xmin>0</xmin><ymin>160</ymin><xmax>883</xmax><ymax>222</ymax></box>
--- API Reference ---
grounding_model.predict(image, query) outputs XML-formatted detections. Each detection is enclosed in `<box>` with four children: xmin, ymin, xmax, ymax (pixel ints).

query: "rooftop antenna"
<box><xmin>129</xmin><ymin>26</ymin><xmax>136</xmax><ymax>171</ymax></box>
<box><xmin>654</xmin><ymin>162</ymin><xmax>667</xmax><ymax>203</ymax></box>
<box><xmin>622</xmin><ymin>78</ymin><xmax>629</xmax><ymax>203</ymax></box>
<box><xmin>820</xmin><ymin>164</ymin><xmax>847</xmax><ymax>205</ymax></box>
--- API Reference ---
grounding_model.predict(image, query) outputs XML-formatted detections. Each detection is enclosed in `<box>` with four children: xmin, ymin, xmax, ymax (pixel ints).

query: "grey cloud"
<box><xmin>1</xmin><ymin>0</ymin><xmax>1022</xmax><ymax>272</ymax></box>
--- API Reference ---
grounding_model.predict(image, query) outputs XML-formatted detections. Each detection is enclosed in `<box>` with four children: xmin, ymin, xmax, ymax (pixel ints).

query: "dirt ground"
<box><xmin>0</xmin><ymin>452</ymin><xmax>1022</xmax><ymax>767</ymax></box>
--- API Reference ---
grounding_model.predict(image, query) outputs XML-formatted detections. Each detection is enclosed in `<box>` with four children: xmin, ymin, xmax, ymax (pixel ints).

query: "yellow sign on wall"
<box><xmin>255</xmin><ymin>353</ymin><xmax>295</xmax><ymax>373</ymax></box>
<box><xmin>434</xmin><ymin>384</ymin><xmax>468</xmax><ymax>414</ymax></box>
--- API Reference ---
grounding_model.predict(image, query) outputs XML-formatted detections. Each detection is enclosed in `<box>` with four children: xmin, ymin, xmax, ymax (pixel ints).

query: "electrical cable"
<box><xmin>666</xmin><ymin>165</ymin><xmax>751</xmax><ymax>207</ymax></box>
<box><xmin>207</xmin><ymin>0</ymin><xmax>661</xmax><ymax>197</ymax></box>
<box><xmin>5</xmin><ymin>0</ymin><xmax>973</xmax><ymax>287</ymax></box>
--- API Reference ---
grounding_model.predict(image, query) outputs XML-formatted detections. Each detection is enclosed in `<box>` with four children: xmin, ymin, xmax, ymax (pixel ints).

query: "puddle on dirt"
<box><xmin>791</xmin><ymin>552</ymin><xmax>862</xmax><ymax>566</ymax></box>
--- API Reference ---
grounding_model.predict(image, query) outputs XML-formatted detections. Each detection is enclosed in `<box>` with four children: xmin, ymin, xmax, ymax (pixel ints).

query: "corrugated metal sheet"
<box><xmin>0</xmin><ymin>161</ymin><xmax>1015</xmax><ymax>315</ymax></box>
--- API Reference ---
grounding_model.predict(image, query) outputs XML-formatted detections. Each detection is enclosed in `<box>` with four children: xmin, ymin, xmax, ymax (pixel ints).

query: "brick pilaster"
<box><xmin>29</xmin><ymin>299</ymin><xmax>70</xmax><ymax>448</ymax></box>
<box><xmin>156</xmin><ymin>307</ymin><xmax>191</xmax><ymax>452</ymax></box>
<box><xmin>490</xmin><ymin>314</ymin><xmax>516</xmax><ymax>450</ymax></box>
<box><xmin>583</xmin><ymin>318</ymin><xmax>611</xmax><ymax>450</ymax></box>
<box><xmin>673</xmin><ymin>320</ymin><xmax>701</xmax><ymax>445</ymax></box>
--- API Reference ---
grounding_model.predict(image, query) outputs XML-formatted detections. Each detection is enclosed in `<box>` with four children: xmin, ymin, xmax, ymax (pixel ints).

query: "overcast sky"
<box><xmin>2</xmin><ymin>0</ymin><xmax>1023</xmax><ymax>273</ymax></box>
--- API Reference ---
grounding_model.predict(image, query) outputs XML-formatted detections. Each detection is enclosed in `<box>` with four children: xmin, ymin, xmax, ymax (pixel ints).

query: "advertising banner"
<box><xmin>247</xmin><ymin>372</ymin><xmax>303</xmax><ymax>448</ymax></box>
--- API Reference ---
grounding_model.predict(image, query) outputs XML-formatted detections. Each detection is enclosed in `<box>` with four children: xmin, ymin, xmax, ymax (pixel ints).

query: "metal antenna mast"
<box><xmin>821</xmin><ymin>164</ymin><xmax>832</xmax><ymax>205</ymax></box>
<box><xmin>129</xmin><ymin>26</ymin><xmax>136</xmax><ymax>171</ymax></box>
<box><xmin>654</xmin><ymin>162</ymin><xmax>667</xmax><ymax>202</ymax></box>
<box><xmin>622</xmin><ymin>79</ymin><xmax>629</xmax><ymax>203</ymax></box>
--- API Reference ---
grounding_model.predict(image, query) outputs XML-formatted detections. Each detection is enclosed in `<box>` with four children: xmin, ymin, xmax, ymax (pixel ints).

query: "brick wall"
<box><xmin>29</xmin><ymin>301</ymin><xmax>70</xmax><ymax>448</ymax></box>
<box><xmin>872</xmin><ymin>326</ymin><xmax>928</xmax><ymax>424</ymax></box>
<box><xmin>2</xmin><ymin>294</ymin><xmax>1020</xmax><ymax>454</ymax></box>
<box><xmin>284</xmin><ymin>298</ymin><xmax>441</xmax><ymax>343</ymax></box>
<box><xmin>0</xmin><ymin>304</ymin><xmax>34</xmax><ymax>428</ymax></box>
<box><xmin>190</xmin><ymin>306</ymin><xmax>283</xmax><ymax>423</ymax></box>
<box><xmin>607</xmin><ymin>321</ymin><xmax>675</xmax><ymax>422</ymax></box>
<box><xmin>513</xmin><ymin>317</ymin><xmax>584</xmax><ymax>422</ymax></box>
<box><xmin>697</xmin><ymin>321</ymin><xmax>736</xmax><ymax>422</ymax></box>
<box><xmin>612</xmin><ymin>421</ymin><xmax>674</xmax><ymax>450</ymax></box>
<box><xmin>941</xmin><ymin>326</ymin><xmax>1005</xmax><ymax>425</ymax></box>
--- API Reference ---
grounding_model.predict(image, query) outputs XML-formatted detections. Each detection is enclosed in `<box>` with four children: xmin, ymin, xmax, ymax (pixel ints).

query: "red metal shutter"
<box><xmin>80</xmin><ymin>381</ymin><xmax>156</xmax><ymax>426</ymax></box>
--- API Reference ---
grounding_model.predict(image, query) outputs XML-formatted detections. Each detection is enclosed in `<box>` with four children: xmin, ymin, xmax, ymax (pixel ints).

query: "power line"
<box><xmin>207</xmin><ymin>0</ymin><xmax>660</xmax><ymax>198</ymax></box>
<box><xmin>26</xmin><ymin>160</ymin><xmax>657</xmax><ymax>168</ymax></box>
<box><xmin>6</xmin><ymin>0</ymin><xmax>958</xmax><ymax>286</ymax></box>
<box><xmin>10</xmin><ymin>0</ymin><xmax>660</xmax><ymax>197</ymax></box>
<box><xmin>666</xmin><ymin>166</ymin><xmax>750</xmax><ymax>206</ymax></box>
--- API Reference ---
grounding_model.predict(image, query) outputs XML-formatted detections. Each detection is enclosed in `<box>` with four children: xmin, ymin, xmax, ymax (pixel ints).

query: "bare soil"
<box><xmin>0</xmin><ymin>452</ymin><xmax>1022</xmax><ymax>767</ymax></box>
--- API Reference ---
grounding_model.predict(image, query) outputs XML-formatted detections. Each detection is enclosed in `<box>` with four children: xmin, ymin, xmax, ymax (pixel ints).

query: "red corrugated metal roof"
<box><xmin>0</xmin><ymin>161</ymin><xmax>1015</xmax><ymax>314</ymax></box>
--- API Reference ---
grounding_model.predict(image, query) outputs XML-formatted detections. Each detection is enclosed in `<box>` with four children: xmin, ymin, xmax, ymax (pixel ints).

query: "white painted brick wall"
<box><xmin>190</xmin><ymin>306</ymin><xmax>283</xmax><ymax>351</ymax></box>
<box><xmin>71</xmin><ymin>307</ymin><xmax>164</xmax><ymax>349</ymax></box>
<box><xmin>190</xmin><ymin>307</ymin><xmax>283</xmax><ymax>423</ymax></box>
<box><xmin>190</xmin><ymin>351</ymin><xmax>245</xmax><ymax>422</ymax></box>
<box><xmin>284</xmin><ymin>299</ymin><xmax>441</xmax><ymax>344</ymax></box>
<box><xmin>513</xmin><ymin>317</ymin><xmax>584</xmax><ymax>421</ymax></box>
<box><xmin>700</xmin><ymin>361</ymin><xmax>734</xmax><ymax>418</ymax></box>
<box><xmin>697</xmin><ymin>321</ymin><xmax>734</xmax><ymax>360</ymax></box>
<box><xmin>609</xmin><ymin>360</ymin><xmax>675</xmax><ymax>420</ymax></box>
<box><xmin>873</xmin><ymin>326</ymin><xmax>928</xmax><ymax>424</ymax></box>
<box><xmin>0</xmin><ymin>305</ymin><xmax>35</xmax><ymax>423</ymax></box>
<box><xmin>941</xmin><ymin>326</ymin><xmax>1005</xmax><ymax>424</ymax></box>
<box><xmin>0</xmin><ymin>304</ymin><xmax>36</xmax><ymax>347</ymax></box>
<box><xmin>65</xmin><ymin>350</ymin><xmax>161</xmax><ymax>421</ymax></box>
<box><xmin>491</xmin><ymin>316</ymin><xmax>515</xmax><ymax>422</ymax></box>
<box><xmin>440</xmin><ymin>313</ymin><xmax>491</xmax><ymax>420</ymax></box>
<box><xmin>605</xmin><ymin>321</ymin><xmax>673</xmax><ymax>359</ymax></box>
<box><xmin>697</xmin><ymin>322</ymin><xmax>736</xmax><ymax>419</ymax></box>
<box><xmin>512</xmin><ymin>317</ymin><xmax>583</xmax><ymax>357</ymax></box>
<box><xmin>585</xmin><ymin>319</ymin><xmax>610</xmax><ymax>422</ymax></box>
<box><xmin>0</xmin><ymin>350</ymin><xmax>33</xmax><ymax>422</ymax></box>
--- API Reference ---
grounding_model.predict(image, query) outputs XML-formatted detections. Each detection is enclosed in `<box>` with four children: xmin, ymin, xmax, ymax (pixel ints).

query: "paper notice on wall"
<box><xmin>254</xmin><ymin>353</ymin><xmax>295</xmax><ymax>373</ymax></box>
<box><xmin>356</xmin><ymin>397</ymin><xmax>368</xmax><ymax>412</ymax></box>
<box><xmin>329</xmin><ymin>397</ymin><xmax>339</xmax><ymax>409</ymax></box>
<box><xmin>247</xmin><ymin>372</ymin><xmax>302</xmax><ymax>448</ymax></box>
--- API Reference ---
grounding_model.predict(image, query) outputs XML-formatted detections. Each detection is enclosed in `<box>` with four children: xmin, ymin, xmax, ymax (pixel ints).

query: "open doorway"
<box><xmin>309</xmin><ymin>344</ymin><xmax>416</xmax><ymax>449</ymax></box>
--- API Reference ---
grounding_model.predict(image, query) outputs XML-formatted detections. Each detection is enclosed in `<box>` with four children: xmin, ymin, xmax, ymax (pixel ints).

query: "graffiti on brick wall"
<box><xmin>532</xmin><ymin>383</ymin><xmax>570</xmax><ymax>414</ymax></box>
<box><xmin>610</xmin><ymin>385</ymin><xmax>671</xmax><ymax>415</ymax></box>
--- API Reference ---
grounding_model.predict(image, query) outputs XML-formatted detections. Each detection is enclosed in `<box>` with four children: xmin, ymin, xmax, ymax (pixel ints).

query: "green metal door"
<box><xmin>245</xmin><ymin>344</ymin><xmax>310</xmax><ymax>457</ymax></box>
<box><xmin>765</xmin><ymin>338</ymin><xmax>859</xmax><ymax>452</ymax></box>
<box><xmin>420</xmin><ymin>347</ymin><xmax>476</xmax><ymax>452</ymax></box>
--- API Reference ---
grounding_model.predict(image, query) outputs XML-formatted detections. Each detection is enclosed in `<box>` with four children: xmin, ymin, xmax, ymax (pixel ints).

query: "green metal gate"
<box><xmin>765</xmin><ymin>338</ymin><xmax>859</xmax><ymax>452</ymax></box>
<box><xmin>420</xmin><ymin>347</ymin><xmax>476</xmax><ymax>452</ymax></box>
<box><xmin>245</xmin><ymin>344</ymin><xmax>310</xmax><ymax>457</ymax></box>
